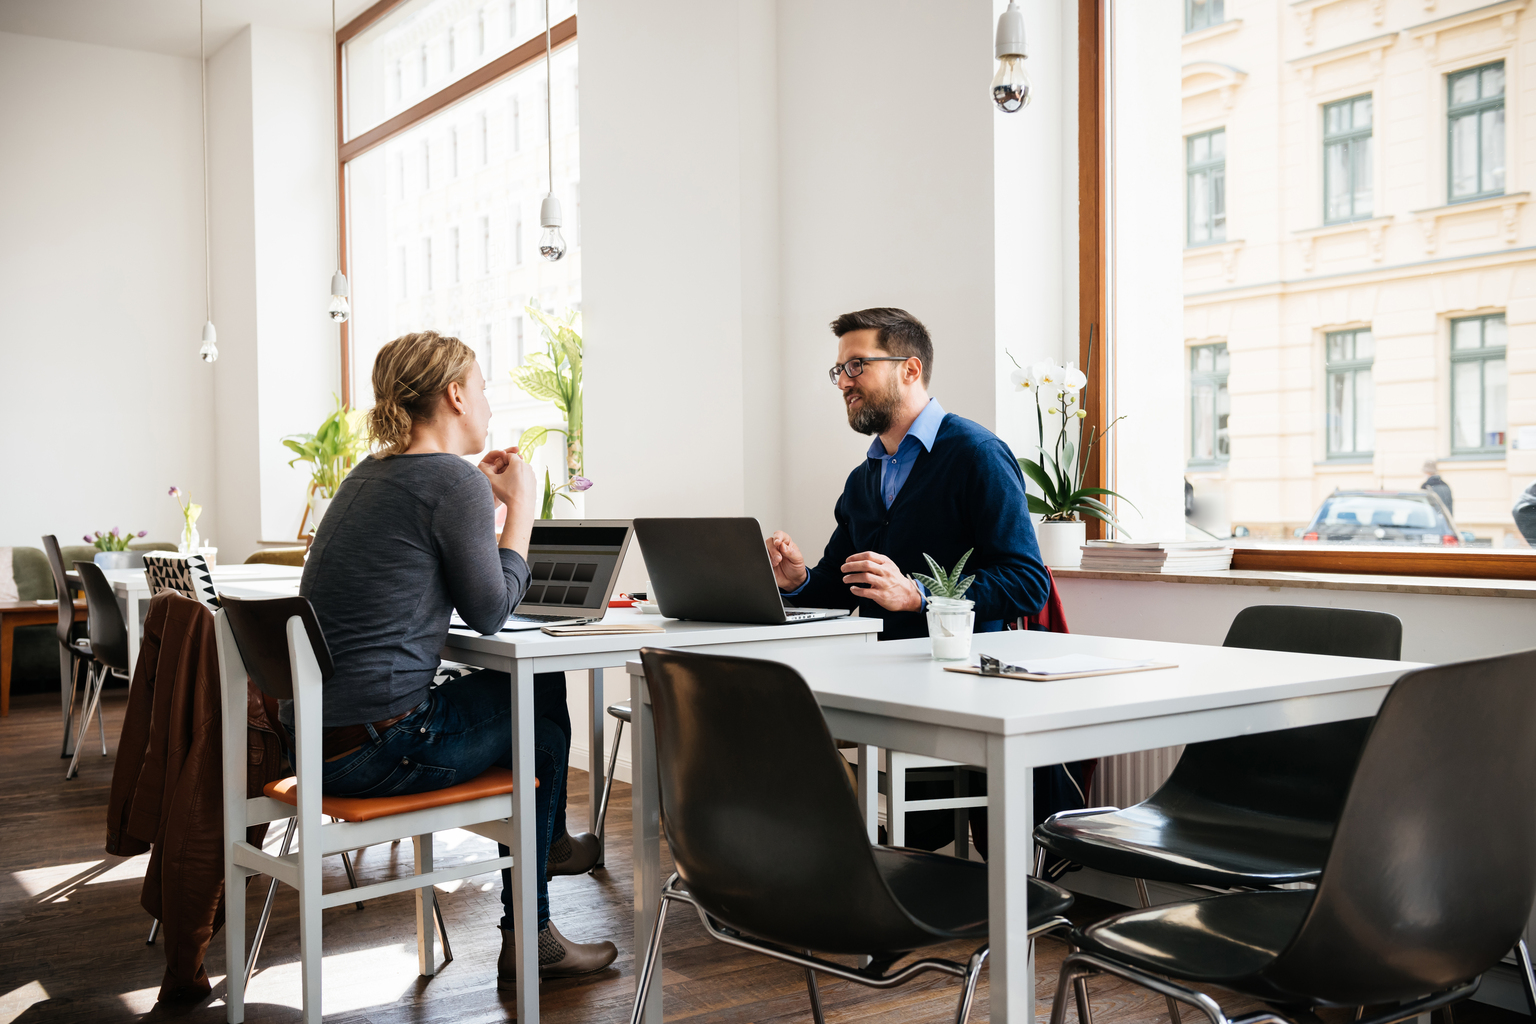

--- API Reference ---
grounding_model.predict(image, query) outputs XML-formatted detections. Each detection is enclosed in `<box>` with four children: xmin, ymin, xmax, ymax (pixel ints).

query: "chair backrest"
<box><xmin>218</xmin><ymin>594</ymin><xmax>333</xmax><ymax>701</ymax></box>
<box><xmin>41</xmin><ymin>535</ymin><xmax>77</xmax><ymax>646</ymax></box>
<box><xmin>1148</xmin><ymin>606</ymin><xmax>1403</xmax><ymax>822</ymax></box>
<box><xmin>143</xmin><ymin>552</ymin><xmax>219</xmax><ymax>610</ymax></box>
<box><xmin>638</xmin><ymin>646</ymin><xmax>935</xmax><ymax>954</ymax></box>
<box><xmin>1264</xmin><ymin>648</ymin><xmax>1536</xmax><ymax>1003</ymax></box>
<box><xmin>72</xmin><ymin>560</ymin><xmax>130</xmax><ymax>671</ymax></box>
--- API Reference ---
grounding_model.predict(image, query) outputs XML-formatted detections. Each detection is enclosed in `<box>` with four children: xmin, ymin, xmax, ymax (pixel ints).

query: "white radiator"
<box><xmin>1090</xmin><ymin>746</ymin><xmax>1184</xmax><ymax>808</ymax></box>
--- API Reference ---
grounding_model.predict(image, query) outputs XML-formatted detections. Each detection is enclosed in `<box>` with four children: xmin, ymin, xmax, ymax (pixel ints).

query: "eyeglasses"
<box><xmin>827</xmin><ymin>356</ymin><xmax>910</xmax><ymax>385</ymax></box>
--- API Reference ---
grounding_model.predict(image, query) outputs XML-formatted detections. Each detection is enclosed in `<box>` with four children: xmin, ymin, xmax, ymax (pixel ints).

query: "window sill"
<box><xmin>1055</xmin><ymin>566</ymin><xmax>1536</xmax><ymax>599</ymax></box>
<box><xmin>1445</xmin><ymin>452</ymin><xmax>1507</xmax><ymax>462</ymax></box>
<box><xmin>1411</xmin><ymin>193</ymin><xmax>1528</xmax><ymax>253</ymax></box>
<box><xmin>1182</xmin><ymin>19</ymin><xmax>1241</xmax><ymax>43</ymax></box>
<box><xmin>1186</xmin><ymin>461</ymin><xmax>1230</xmax><ymax>471</ymax></box>
<box><xmin>1317</xmin><ymin>455</ymin><xmax>1374</xmax><ymax>465</ymax></box>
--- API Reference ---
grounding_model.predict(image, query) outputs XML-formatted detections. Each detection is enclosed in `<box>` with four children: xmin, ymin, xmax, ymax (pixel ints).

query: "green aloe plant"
<box><xmin>911</xmin><ymin>549</ymin><xmax>976</xmax><ymax>601</ymax></box>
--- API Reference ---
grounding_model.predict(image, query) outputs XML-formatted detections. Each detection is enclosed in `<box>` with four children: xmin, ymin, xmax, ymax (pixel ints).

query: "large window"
<box><xmin>1190</xmin><ymin>343</ymin><xmax>1230</xmax><ymax>466</ymax></box>
<box><xmin>1185</xmin><ymin>0</ymin><xmax>1224</xmax><ymax>33</ymax></box>
<box><xmin>1450</xmin><ymin>315</ymin><xmax>1508</xmax><ymax>456</ymax></box>
<box><xmin>1448</xmin><ymin>62</ymin><xmax>1505</xmax><ymax>203</ymax></box>
<box><xmin>1325</xmin><ymin>329</ymin><xmax>1374</xmax><ymax>458</ymax></box>
<box><xmin>1323</xmin><ymin>95</ymin><xmax>1372</xmax><ymax>223</ymax></box>
<box><xmin>342</xmin><ymin>0</ymin><xmax>579</xmax><ymax>453</ymax></box>
<box><xmin>1186</xmin><ymin>128</ymin><xmax>1225</xmax><ymax>245</ymax></box>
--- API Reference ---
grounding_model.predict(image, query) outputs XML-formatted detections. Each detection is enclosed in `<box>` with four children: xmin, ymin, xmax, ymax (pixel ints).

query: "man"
<box><xmin>767</xmin><ymin>307</ymin><xmax>1050</xmax><ymax>639</ymax></box>
<box><xmin>1421</xmin><ymin>459</ymin><xmax>1454</xmax><ymax>515</ymax></box>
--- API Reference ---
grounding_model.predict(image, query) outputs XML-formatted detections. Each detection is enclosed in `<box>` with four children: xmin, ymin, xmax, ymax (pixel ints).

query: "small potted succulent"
<box><xmin>86</xmin><ymin>528</ymin><xmax>148</xmax><ymax>570</ymax></box>
<box><xmin>912</xmin><ymin>550</ymin><xmax>977</xmax><ymax>661</ymax></box>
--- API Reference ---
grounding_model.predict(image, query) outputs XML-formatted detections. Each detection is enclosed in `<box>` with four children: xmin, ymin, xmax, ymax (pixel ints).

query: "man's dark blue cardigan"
<box><xmin>795</xmin><ymin>413</ymin><xmax>1051</xmax><ymax>640</ymax></box>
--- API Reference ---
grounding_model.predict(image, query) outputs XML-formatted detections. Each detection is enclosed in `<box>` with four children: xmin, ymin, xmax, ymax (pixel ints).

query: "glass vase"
<box><xmin>926</xmin><ymin>597</ymin><xmax>976</xmax><ymax>661</ymax></box>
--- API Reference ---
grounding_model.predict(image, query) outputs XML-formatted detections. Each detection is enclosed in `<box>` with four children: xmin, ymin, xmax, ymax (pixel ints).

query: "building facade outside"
<box><xmin>1181</xmin><ymin>0</ymin><xmax>1536</xmax><ymax>544</ymax></box>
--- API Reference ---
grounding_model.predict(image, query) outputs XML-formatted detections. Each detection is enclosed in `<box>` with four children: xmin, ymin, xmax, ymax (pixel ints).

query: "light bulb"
<box><xmin>992</xmin><ymin>56</ymin><xmax>1030</xmax><ymax>112</ymax></box>
<box><xmin>199</xmin><ymin>320</ymin><xmax>219</xmax><ymax>363</ymax></box>
<box><xmin>328</xmin><ymin>270</ymin><xmax>351</xmax><ymax>323</ymax></box>
<box><xmin>539</xmin><ymin>193</ymin><xmax>566</xmax><ymax>262</ymax></box>
<box><xmin>992</xmin><ymin>1</ymin><xmax>1030</xmax><ymax>113</ymax></box>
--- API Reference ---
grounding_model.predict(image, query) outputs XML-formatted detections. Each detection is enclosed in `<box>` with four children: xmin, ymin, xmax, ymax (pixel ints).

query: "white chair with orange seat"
<box><xmin>215</xmin><ymin>594</ymin><xmax>531</xmax><ymax>1024</ymax></box>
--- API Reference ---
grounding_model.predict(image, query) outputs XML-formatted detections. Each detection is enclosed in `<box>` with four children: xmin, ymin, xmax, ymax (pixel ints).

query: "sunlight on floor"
<box><xmin>10</xmin><ymin>854</ymin><xmax>148</xmax><ymax>901</ymax></box>
<box><xmin>212</xmin><ymin>942</ymin><xmax>424</xmax><ymax>1016</ymax></box>
<box><xmin>0</xmin><ymin>979</ymin><xmax>50</xmax><ymax>1023</ymax></box>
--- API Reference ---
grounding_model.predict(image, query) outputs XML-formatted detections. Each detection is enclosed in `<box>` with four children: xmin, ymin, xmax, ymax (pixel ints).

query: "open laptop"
<box><xmin>632</xmin><ymin>518</ymin><xmax>852</xmax><ymax>625</ymax></box>
<box><xmin>453</xmin><ymin>519</ymin><xmax>634</xmax><ymax>632</ymax></box>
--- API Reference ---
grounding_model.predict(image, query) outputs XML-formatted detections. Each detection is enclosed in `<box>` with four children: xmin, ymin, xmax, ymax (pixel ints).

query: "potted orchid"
<box><xmin>1008</xmin><ymin>335</ymin><xmax>1134</xmax><ymax>568</ymax></box>
<box><xmin>511</xmin><ymin>306</ymin><xmax>592</xmax><ymax>518</ymax></box>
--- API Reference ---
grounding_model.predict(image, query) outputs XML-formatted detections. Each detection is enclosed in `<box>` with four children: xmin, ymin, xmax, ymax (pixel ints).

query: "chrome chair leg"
<box><xmin>595</xmin><ymin>718</ymin><xmax>624</xmax><ymax>845</ymax></box>
<box><xmin>66</xmin><ymin>666</ymin><xmax>105</xmax><ymax>780</ymax></box>
<box><xmin>1034</xmin><ymin>845</ymin><xmax>1046</xmax><ymax>875</ymax></box>
<box><xmin>147</xmin><ymin>918</ymin><xmax>160</xmax><ymax>945</ymax></box>
<box><xmin>955</xmin><ymin>944</ymin><xmax>990</xmax><ymax>1024</ymax></box>
<box><xmin>246</xmin><ymin>818</ymin><xmax>298</xmax><ymax>988</ymax></box>
<box><xmin>628</xmin><ymin>889</ymin><xmax>674</xmax><ymax>1024</ymax></box>
<box><xmin>434</xmin><ymin>898</ymin><xmax>453</xmax><ymax>965</ymax></box>
<box><xmin>60</xmin><ymin>656</ymin><xmax>85</xmax><ymax>758</ymax></box>
<box><xmin>806</xmin><ymin>964</ymin><xmax>827</xmax><ymax>1024</ymax></box>
<box><xmin>1071</xmin><ymin>945</ymin><xmax>1095</xmax><ymax>1024</ymax></box>
<box><xmin>340</xmin><ymin>847</ymin><xmax>364</xmax><ymax>911</ymax></box>
<box><xmin>1518</xmin><ymin>939</ymin><xmax>1536</xmax><ymax>1018</ymax></box>
<box><xmin>96</xmin><ymin>672</ymin><xmax>109</xmax><ymax>754</ymax></box>
<box><xmin>1136</xmin><ymin>879</ymin><xmax>1183</xmax><ymax>1024</ymax></box>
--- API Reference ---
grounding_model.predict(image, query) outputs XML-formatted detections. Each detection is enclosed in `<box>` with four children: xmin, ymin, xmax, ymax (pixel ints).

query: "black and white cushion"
<box><xmin>144</xmin><ymin>553</ymin><xmax>219</xmax><ymax>610</ymax></box>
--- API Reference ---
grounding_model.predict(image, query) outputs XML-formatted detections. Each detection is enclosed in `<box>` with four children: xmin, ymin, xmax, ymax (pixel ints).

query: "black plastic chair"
<box><xmin>630</xmin><ymin>647</ymin><xmax>1076</xmax><ymax>1024</ymax></box>
<box><xmin>1050</xmin><ymin>646</ymin><xmax>1536</xmax><ymax>1024</ymax></box>
<box><xmin>65</xmin><ymin>561</ymin><xmax>130</xmax><ymax>780</ymax></box>
<box><xmin>42</xmin><ymin>536</ymin><xmax>97</xmax><ymax>758</ymax></box>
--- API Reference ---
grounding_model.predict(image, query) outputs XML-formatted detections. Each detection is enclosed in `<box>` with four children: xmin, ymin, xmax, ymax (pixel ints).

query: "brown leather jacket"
<box><xmin>105</xmin><ymin>591</ymin><xmax>287</xmax><ymax>1002</ymax></box>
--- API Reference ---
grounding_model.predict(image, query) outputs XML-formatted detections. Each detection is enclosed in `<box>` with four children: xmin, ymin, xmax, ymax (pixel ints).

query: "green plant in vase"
<box><xmin>511</xmin><ymin>306</ymin><xmax>592</xmax><ymax>518</ymax></box>
<box><xmin>86</xmin><ymin>528</ymin><xmax>147</xmax><ymax>552</ymax></box>
<box><xmin>169</xmin><ymin>486</ymin><xmax>203</xmax><ymax>552</ymax></box>
<box><xmin>283</xmin><ymin>395</ymin><xmax>371</xmax><ymax>515</ymax></box>
<box><xmin>910</xmin><ymin>549</ymin><xmax>976</xmax><ymax>602</ymax></box>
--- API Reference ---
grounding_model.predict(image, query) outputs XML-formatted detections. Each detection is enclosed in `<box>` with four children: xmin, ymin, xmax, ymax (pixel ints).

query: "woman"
<box><xmin>299</xmin><ymin>330</ymin><xmax>617</xmax><ymax>991</ymax></box>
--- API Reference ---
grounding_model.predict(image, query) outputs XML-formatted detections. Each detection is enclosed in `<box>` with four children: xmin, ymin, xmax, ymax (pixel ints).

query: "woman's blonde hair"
<box><xmin>368</xmin><ymin>331</ymin><xmax>478</xmax><ymax>456</ymax></box>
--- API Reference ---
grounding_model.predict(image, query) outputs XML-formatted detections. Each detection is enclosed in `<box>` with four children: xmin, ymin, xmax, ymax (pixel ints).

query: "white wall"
<box><xmin>0</xmin><ymin>31</ymin><xmax>215</xmax><ymax>550</ymax></box>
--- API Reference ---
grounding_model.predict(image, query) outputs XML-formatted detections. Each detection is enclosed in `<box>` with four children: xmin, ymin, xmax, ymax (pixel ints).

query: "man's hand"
<box><xmin>841</xmin><ymin>551</ymin><xmax>923</xmax><ymax>612</ymax></box>
<box><xmin>766</xmin><ymin>531</ymin><xmax>808</xmax><ymax>591</ymax></box>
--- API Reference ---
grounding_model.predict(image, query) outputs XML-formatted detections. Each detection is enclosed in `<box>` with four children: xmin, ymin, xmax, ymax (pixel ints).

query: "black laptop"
<box><xmin>632</xmin><ymin>517</ymin><xmax>851</xmax><ymax>625</ymax></box>
<box><xmin>452</xmin><ymin>519</ymin><xmax>633</xmax><ymax>632</ymax></box>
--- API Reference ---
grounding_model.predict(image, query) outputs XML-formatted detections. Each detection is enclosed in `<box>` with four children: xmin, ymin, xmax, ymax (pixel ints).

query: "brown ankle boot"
<box><xmin>546</xmin><ymin>831</ymin><xmax>602</xmax><ymax>877</ymax></box>
<box><xmin>498</xmin><ymin>921</ymin><xmax>617</xmax><ymax>989</ymax></box>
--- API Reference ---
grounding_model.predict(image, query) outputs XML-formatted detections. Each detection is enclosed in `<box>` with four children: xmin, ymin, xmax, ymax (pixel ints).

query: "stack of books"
<box><xmin>1078</xmin><ymin>540</ymin><xmax>1233</xmax><ymax>573</ymax></box>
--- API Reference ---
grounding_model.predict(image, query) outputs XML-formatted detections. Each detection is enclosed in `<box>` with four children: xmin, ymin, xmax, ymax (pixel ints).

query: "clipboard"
<box><xmin>943</xmin><ymin>662</ymin><xmax>1177</xmax><ymax>682</ymax></box>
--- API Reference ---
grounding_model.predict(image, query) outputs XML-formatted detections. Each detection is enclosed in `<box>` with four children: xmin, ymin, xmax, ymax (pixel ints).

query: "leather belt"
<box><xmin>323</xmin><ymin>708</ymin><xmax>415</xmax><ymax>761</ymax></box>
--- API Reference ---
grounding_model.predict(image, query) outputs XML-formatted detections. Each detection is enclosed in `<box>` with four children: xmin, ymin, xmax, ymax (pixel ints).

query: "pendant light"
<box><xmin>538</xmin><ymin>0</ymin><xmax>566</xmax><ymax>261</ymax></box>
<box><xmin>327</xmin><ymin>0</ymin><xmax>351</xmax><ymax>321</ymax></box>
<box><xmin>197</xmin><ymin>0</ymin><xmax>218</xmax><ymax>362</ymax></box>
<box><xmin>992</xmin><ymin>1</ymin><xmax>1031</xmax><ymax>113</ymax></box>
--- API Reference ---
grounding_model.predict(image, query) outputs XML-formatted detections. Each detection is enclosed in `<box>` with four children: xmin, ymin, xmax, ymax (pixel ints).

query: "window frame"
<box><xmin>1185</xmin><ymin>127</ymin><xmax>1226</xmax><ymax>246</ymax></box>
<box><xmin>1184</xmin><ymin>0</ymin><xmax>1224</xmax><ymax>34</ymax></box>
<box><xmin>1324</xmin><ymin>328</ymin><xmax>1374</xmax><ymax>460</ymax></box>
<box><xmin>1449</xmin><ymin>314</ymin><xmax>1508</xmax><ymax>458</ymax></box>
<box><xmin>1188</xmin><ymin>342</ymin><xmax>1230</xmax><ymax>468</ymax></box>
<box><xmin>1322</xmin><ymin>94</ymin><xmax>1372</xmax><ymax>224</ymax></box>
<box><xmin>1446</xmin><ymin>61</ymin><xmax>1505</xmax><ymax>205</ymax></box>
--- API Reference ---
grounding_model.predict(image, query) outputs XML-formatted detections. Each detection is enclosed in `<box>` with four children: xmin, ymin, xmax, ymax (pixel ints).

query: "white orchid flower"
<box><xmin>1031</xmin><ymin>361</ymin><xmax>1066</xmax><ymax>389</ymax></box>
<box><xmin>1008</xmin><ymin>367</ymin><xmax>1033</xmax><ymax>391</ymax></box>
<box><xmin>1062</xmin><ymin>366</ymin><xmax>1087</xmax><ymax>391</ymax></box>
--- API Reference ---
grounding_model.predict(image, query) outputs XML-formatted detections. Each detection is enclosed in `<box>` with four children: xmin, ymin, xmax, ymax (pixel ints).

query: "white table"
<box><xmin>625</xmin><ymin>629</ymin><xmax>1421</xmax><ymax>1024</ymax></box>
<box><xmin>439</xmin><ymin>609</ymin><xmax>883</xmax><ymax>1024</ymax></box>
<box><xmin>69</xmin><ymin>564</ymin><xmax>305</xmax><ymax>669</ymax></box>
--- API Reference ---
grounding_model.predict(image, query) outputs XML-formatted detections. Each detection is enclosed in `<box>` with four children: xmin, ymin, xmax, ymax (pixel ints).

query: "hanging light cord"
<box><xmin>333</xmin><ymin>0</ymin><xmax>342</xmax><ymax>270</ymax></box>
<box><xmin>200</xmin><ymin>0</ymin><xmax>212</xmax><ymax>321</ymax></box>
<box><xmin>545</xmin><ymin>0</ymin><xmax>553</xmax><ymax>196</ymax></box>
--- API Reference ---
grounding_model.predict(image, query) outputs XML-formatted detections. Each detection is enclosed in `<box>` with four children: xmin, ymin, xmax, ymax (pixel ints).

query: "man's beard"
<box><xmin>846</xmin><ymin>375</ymin><xmax>901</xmax><ymax>435</ymax></box>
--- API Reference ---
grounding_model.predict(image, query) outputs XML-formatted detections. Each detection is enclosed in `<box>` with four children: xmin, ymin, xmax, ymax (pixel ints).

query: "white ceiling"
<box><xmin>0</xmin><ymin>0</ymin><xmax>377</xmax><ymax>59</ymax></box>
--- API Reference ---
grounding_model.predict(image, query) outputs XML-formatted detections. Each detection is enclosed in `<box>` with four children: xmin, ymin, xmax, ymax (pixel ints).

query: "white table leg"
<box><xmin>510</xmin><ymin>659</ymin><xmax>540</xmax><ymax>1024</ymax></box>
<box><xmin>588</xmin><ymin>668</ymin><xmax>605</xmax><ymax>865</ymax></box>
<box><xmin>986</xmin><ymin>734</ymin><xmax>1032</xmax><ymax>1024</ymax></box>
<box><xmin>856</xmin><ymin>744</ymin><xmax>878</xmax><ymax>843</ymax></box>
<box><xmin>631</xmin><ymin>670</ymin><xmax>663</xmax><ymax>1024</ymax></box>
<box><xmin>121</xmin><ymin>590</ymin><xmax>143</xmax><ymax>672</ymax></box>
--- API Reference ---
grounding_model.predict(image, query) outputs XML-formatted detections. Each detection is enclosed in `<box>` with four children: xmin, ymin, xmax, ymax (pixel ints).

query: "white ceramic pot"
<box><xmin>926</xmin><ymin>598</ymin><xmax>976</xmax><ymax>661</ymax></box>
<box><xmin>93</xmin><ymin>550</ymin><xmax>137</xmax><ymax>570</ymax></box>
<box><xmin>310</xmin><ymin>495</ymin><xmax>333</xmax><ymax>534</ymax></box>
<box><xmin>1036</xmin><ymin>519</ymin><xmax>1087</xmax><ymax>569</ymax></box>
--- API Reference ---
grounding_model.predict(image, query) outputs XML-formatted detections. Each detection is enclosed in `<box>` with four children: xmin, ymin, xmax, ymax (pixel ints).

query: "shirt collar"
<box><xmin>866</xmin><ymin>398</ymin><xmax>946</xmax><ymax>460</ymax></box>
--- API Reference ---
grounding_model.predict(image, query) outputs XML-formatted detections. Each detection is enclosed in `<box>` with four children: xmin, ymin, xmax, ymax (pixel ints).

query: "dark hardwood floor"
<box><xmin>0</xmin><ymin>688</ymin><xmax>1527</xmax><ymax>1024</ymax></box>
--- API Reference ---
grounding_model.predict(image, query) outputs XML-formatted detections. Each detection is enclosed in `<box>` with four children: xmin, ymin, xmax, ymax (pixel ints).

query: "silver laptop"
<box><xmin>632</xmin><ymin>517</ymin><xmax>852</xmax><ymax>625</ymax></box>
<box><xmin>455</xmin><ymin>520</ymin><xmax>634</xmax><ymax>632</ymax></box>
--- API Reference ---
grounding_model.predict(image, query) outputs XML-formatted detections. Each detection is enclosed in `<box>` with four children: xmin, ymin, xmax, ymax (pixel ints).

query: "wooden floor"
<box><xmin>0</xmin><ymin>688</ymin><xmax>1527</xmax><ymax>1024</ymax></box>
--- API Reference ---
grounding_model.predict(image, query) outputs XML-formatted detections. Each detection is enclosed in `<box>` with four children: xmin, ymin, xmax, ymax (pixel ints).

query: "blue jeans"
<box><xmin>320</xmin><ymin>670</ymin><xmax>571</xmax><ymax>929</ymax></box>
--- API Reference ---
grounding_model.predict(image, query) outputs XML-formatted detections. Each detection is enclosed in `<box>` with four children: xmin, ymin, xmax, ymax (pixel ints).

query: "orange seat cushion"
<box><xmin>263</xmin><ymin>765</ymin><xmax>528</xmax><ymax>822</ymax></box>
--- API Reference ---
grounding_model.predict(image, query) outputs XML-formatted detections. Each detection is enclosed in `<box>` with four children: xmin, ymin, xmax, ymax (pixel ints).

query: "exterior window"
<box><xmin>451</xmin><ymin>127</ymin><xmax>459</xmax><ymax>178</ymax></box>
<box><xmin>1185</xmin><ymin>0</ymin><xmax>1224</xmax><ymax>32</ymax></box>
<box><xmin>392</xmin><ymin>59</ymin><xmax>402</xmax><ymax>103</ymax></box>
<box><xmin>1450</xmin><ymin>315</ymin><xmax>1508</xmax><ymax>455</ymax></box>
<box><xmin>480</xmin><ymin>215</ymin><xmax>491</xmax><ymax>274</ymax></box>
<box><xmin>448</xmin><ymin>28</ymin><xmax>456</xmax><ymax>70</ymax></box>
<box><xmin>422</xmin><ymin>141</ymin><xmax>431</xmax><ymax>189</ymax></box>
<box><xmin>508</xmin><ymin>0</ymin><xmax>517</xmax><ymax>38</ymax></box>
<box><xmin>515</xmin><ymin>315</ymin><xmax>525</xmax><ymax>366</ymax></box>
<box><xmin>478</xmin><ymin>11</ymin><xmax>487</xmax><ymax>55</ymax></box>
<box><xmin>419</xmin><ymin>44</ymin><xmax>428</xmax><ymax>88</ymax></box>
<box><xmin>1323</xmin><ymin>95</ymin><xmax>1372</xmax><ymax>223</ymax></box>
<box><xmin>1448</xmin><ymin>62</ymin><xmax>1504</xmax><ymax>203</ymax></box>
<box><xmin>1325</xmin><ymin>329</ymin><xmax>1374</xmax><ymax>457</ymax></box>
<box><xmin>1190</xmin><ymin>343</ymin><xmax>1230</xmax><ymax>465</ymax></box>
<box><xmin>398</xmin><ymin>245</ymin><xmax>407</xmax><ymax>299</ymax></box>
<box><xmin>395</xmin><ymin>154</ymin><xmax>405</xmax><ymax>200</ymax></box>
<box><xmin>1187</xmin><ymin>128</ymin><xmax>1226</xmax><ymax>245</ymax></box>
<box><xmin>512</xmin><ymin>98</ymin><xmax>521</xmax><ymax>151</ymax></box>
<box><xmin>515</xmin><ymin>214</ymin><xmax>523</xmax><ymax>266</ymax></box>
<box><xmin>451</xmin><ymin>226</ymin><xmax>461</xmax><ymax>284</ymax></box>
<box><xmin>482</xmin><ymin>323</ymin><xmax>494</xmax><ymax>376</ymax></box>
<box><xmin>479</xmin><ymin>112</ymin><xmax>489</xmax><ymax>164</ymax></box>
<box><xmin>423</xmin><ymin>237</ymin><xmax>433</xmax><ymax>291</ymax></box>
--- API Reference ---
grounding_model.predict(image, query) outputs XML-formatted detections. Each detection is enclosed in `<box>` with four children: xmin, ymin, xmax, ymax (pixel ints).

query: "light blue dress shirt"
<box><xmin>783</xmin><ymin>398</ymin><xmax>946</xmax><ymax>602</ymax></box>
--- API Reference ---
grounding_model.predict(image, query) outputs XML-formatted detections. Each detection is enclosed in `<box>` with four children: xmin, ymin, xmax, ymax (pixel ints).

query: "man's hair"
<box><xmin>830</xmin><ymin>307</ymin><xmax>933</xmax><ymax>386</ymax></box>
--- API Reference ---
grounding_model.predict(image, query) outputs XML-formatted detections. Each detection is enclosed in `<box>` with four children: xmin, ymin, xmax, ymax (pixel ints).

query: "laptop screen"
<box><xmin>517</xmin><ymin>524</ymin><xmax>630</xmax><ymax>614</ymax></box>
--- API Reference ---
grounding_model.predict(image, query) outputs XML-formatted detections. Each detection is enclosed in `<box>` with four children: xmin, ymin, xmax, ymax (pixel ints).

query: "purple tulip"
<box><xmin>111</xmin><ymin>527</ymin><xmax>120</xmax><ymax>536</ymax></box>
<box><xmin>94</xmin><ymin>531</ymin><xmax>103</xmax><ymax>539</ymax></box>
<box><xmin>82</xmin><ymin>535</ymin><xmax>92</xmax><ymax>543</ymax></box>
<box><xmin>168</xmin><ymin>486</ymin><xmax>180</xmax><ymax>497</ymax></box>
<box><xmin>137</xmin><ymin>530</ymin><xmax>147</xmax><ymax>538</ymax></box>
<box><xmin>569</xmin><ymin>476</ymin><xmax>593</xmax><ymax>492</ymax></box>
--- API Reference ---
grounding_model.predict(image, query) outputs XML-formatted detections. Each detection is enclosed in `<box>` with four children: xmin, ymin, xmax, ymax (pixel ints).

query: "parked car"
<box><xmin>1299</xmin><ymin>490</ymin><xmax>1472</xmax><ymax>546</ymax></box>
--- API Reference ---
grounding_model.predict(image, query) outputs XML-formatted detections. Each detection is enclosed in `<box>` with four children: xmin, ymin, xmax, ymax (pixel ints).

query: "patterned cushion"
<box><xmin>144</xmin><ymin>553</ymin><xmax>219</xmax><ymax>610</ymax></box>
